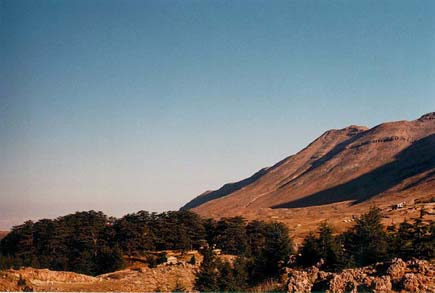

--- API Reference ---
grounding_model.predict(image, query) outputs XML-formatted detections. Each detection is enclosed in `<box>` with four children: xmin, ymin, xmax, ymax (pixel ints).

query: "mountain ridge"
<box><xmin>182</xmin><ymin>113</ymin><xmax>435</xmax><ymax>233</ymax></box>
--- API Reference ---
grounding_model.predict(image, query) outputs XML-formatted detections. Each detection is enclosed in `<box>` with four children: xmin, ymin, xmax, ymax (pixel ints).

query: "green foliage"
<box><xmin>216</xmin><ymin>260</ymin><xmax>237</xmax><ymax>291</ymax></box>
<box><xmin>232</xmin><ymin>256</ymin><xmax>249</xmax><ymax>290</ymax></box>
<box><xmin>2</xmin><ymin>205</ymin><xmax>433</xmax><ymax>286</ymax></box>
<box><xmin>95</xmin><ymin>245</ymin><xmax>125</xmax><ymax>275</ymax></box>
<box><xmin>299</xmin><ymin>208</ymin><xmax>435</xmax><ymax>271</ymax></box>
<box><xmin>151</xmin><ymin>211</ymin><xmax>206</xmax><ymax>251</ymax></box>
<box><xmin>212</xmin><ymin>217</ymin><xmax>249</xmax><ymax>255</ymax></box>
<box><xmin>194</xmin><ymin>249</ymin><xmax>249</xmax><ymax>292</ymax></box>
<box><xmin>0</xmin><ymin>211</ymin><xmax>121</xmax><ymax>275</ymax></box>
<box><xmin>156</xmin><ymin>252</ymin><xmax>168</xmax><ymax>265</ymax></box>
<box><xmin>113</xmin><ymin>212</ymin><xmax>156</xmax><ymax>256</ymax></box>
<box><xmin>251</xmin><ymin>222</ymin><xmax>294</xmax><ymax>280</ymax></box>
<box><xmin>0</xmin><ymin>209</ymin><xmax>211</xmax><ymax>274</ymax></box>
<box><xmin>299</xmin><ymin>231</ymin><xmax>319</xmax><ymax>267</ymax></box>
<box><xmin>387</xmin><ymin>218</ymin><xmax>435</xmax><ymax>260</ymax></box>
<box><xmin>188</xmin><ymin>255</ymin><xmax>196</xmax><ymax>265</ymax></box>
<box><xmin>246</xmin><ymin>220</ymin><xmax>268</xmax><ymax>256</ymax></box>
<box><xmin>146</xmin><ymin>255</ymin><xmax>158</xmax><ymax>268</ymax></box>
<box><xmin>298</xmin><ymin>222</ymin><xmax>347</xmax><ymax>271</ymax></box>
<box><xmin>344</xmin><ymin>207</ymin><xmax>388</xmax><ymax>266</ymax></box>
<box><xmin>194</xmin><ymin>248</ymin><xmax>219</xmax><ymax>291</ymax></box>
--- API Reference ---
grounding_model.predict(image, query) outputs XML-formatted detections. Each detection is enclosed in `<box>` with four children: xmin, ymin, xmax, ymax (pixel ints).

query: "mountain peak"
<box><xmin>320</xmin><ymin>125</ymin><xmax>368</xmax><ymax>139</ymax></box>
<box><xmin>184</xmin><ymin>114</ymin><xmax>435</xmax><ymax>229</ymax></box>
<box><xmin>418</xmin><ymin>112</ymin><xmax>435</xmax><ymax>121</ymax></box>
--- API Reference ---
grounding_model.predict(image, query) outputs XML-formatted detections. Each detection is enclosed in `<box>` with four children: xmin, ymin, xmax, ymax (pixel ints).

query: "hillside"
<box><xmin>0</xmin><ymin>231</ymin><xmax>8</xmax><ymax>240</ymax></box>
<box><xmin>0</xmin><ymin>264</ymin><xmax>198</xmax><ymax>292</ymax></box>
<box><xmin>183</xmin><ymin>113</ymin><xmax>435</xmax><ymax>237</ymax></box>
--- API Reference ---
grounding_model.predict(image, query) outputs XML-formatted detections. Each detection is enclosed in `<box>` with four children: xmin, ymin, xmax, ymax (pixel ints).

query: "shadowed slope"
<box><xmin>180</xmin><ymin>168</ymin><xmax>269</xmax><ymax>210</ymax></box>
<box><xmin>185</xmin><ymin>113</ymin><xmax>434</xmax><ymax>220</ymax></box>
<box><xmin>272</xmin><ymin>134</ymin><xmax>435</xmax><ymax>208</ymax></box>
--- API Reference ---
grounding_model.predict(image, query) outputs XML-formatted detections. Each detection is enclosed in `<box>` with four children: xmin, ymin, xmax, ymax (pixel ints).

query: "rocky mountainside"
<box><xmin>183</xmin><ymin>113</ymin><xmax>435</xmax><ymax>236</ymax></box>
<box><xmin>283</xmin><ymin>258</ymin><xmax>435</xmax><ymax>292</ymax></box>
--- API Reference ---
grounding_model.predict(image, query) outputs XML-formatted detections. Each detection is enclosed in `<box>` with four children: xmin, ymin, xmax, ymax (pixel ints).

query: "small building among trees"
<box><xmin>166</xmin><ymin>256</ymin><xmax>178</xmax><ymax>265</ymax></box>
<box><xmin>392</xmin><ymin>202</ymin><xmax>405</xmax><ymax>210</ymax></box>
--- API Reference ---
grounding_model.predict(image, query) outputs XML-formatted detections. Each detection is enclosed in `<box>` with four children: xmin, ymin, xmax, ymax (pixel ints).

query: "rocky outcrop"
<box><xmin>418</xmin><ymin>112</ymin><xmax>435</xmax><ymax>121</ymax></box>
<box><xmin>0</xmin><ymin>263</ymin><xmax>198</xmax><ymax>292</ymax></box>
<box><xmin>283</xmin><ymin>258</ymin><xmax>435</xmax><ymax>292</ymax></box>
<box><xmin>387</xmin><ymin>258</ymin><xmax>407</xmax><ymax>280</ymax></box>
<box><xmin>286</xmin><ymin>270</ymin><xmax>313</xmax><ymax>292</ymax></box>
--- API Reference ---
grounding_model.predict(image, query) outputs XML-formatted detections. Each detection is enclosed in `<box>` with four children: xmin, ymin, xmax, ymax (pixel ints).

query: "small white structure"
<box><xmin>166</xmin><ymin>256</ymin><xmax>177</xmax><ymax>265</ymax></box>
<box><xmin>392</xmin><ymin>202</ymin><xmax>405</xmax><ymax>210</ymax></box>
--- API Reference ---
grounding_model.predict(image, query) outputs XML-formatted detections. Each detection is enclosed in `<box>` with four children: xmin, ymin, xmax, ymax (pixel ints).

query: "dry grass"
<box><xmin>250</xmin><ymin>278</ymin><xmax>284</xmax><ymax>293</ymax></box>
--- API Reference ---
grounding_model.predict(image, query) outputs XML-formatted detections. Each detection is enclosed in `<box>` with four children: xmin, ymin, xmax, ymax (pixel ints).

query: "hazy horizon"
<box><xmin>1</xmin><ymin>0</ymin><xmax>435</xmax><ymax>230</ymax></box>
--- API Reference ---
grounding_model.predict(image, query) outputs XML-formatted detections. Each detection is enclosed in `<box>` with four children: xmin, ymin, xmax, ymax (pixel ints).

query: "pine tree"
<box><xmin>411</xmin><ymin>218</ymin><xmax>434</xmax><ymax>260</ymax></box>
<box><xmin>246</xmin><ymin>220</ymin><xmax>268</xmax><ymax>257</ymax></box>
<box><xmin>214</xmin><ymin>217</ymin><xmax>248</xmax><ymax>255</ymax></box>
<box><xmin>194</xmin><ymin>248</ymin><xmax>218</xmax><ymax>291</ymax></box>
<box><xmin>317</xmin><ymin>222</ymin><xmax>345</xmax><ymax>271</ymax></box>
<box><xmin>217</xmin><ymin>260</ymin><xmax>237</xmax><ymax>291</ymax></box>
<box><xmin>253</xmin><ymin>222</ymin><xmax>294</xmax><ymax>280</ymax></box>
<box><xmin>299</xmin><ymin>231</ymin><xmax>319</xmax><ymax>267</ymax></box>
<box><xmin>232</xmin><ymin>256</ymin><xmax>249</xmax><ymax>290</ymax></box>
<box><xmin>346</xmin><ymin>207</ymin><xmax>388</xmax><ymax>266</ymax></box>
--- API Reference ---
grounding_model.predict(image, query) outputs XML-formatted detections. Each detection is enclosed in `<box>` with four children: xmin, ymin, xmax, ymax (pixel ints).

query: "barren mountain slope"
<box><xmin>185</xmin><ymin>113</ymin><xmax>435</xmax><ymax>236</ymax></box>
<box><xmin>0</xmin><ymin>231</ymin><xmax>8</xmax><ymax>240</ymax></box>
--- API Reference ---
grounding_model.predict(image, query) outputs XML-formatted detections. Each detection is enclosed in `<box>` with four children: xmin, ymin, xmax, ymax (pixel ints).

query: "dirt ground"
<box><xmin>0</xmin><ymin>262</ymin><xmax>198</xmax><ymax>292</ymax></box>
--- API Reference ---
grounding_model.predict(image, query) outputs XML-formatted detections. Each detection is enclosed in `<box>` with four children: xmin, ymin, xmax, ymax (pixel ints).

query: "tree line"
<box><xmin>0</xmin><ymin>207</ymin><xmax>434</xmax><ymax>289</ymax></box>
<box><xmin>194</xmin><ymin>207</ymin><xmax>435</xmax><ymax>291</ymax></box>
<box><xmin>298</xmin><ymin>207</ymin><xmax>435</xmax><ymax>271</ymax></box>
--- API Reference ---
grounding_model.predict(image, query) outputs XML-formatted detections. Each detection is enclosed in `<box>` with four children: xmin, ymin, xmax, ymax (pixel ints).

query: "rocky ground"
<box><xmin>283</xmin><ymin>258</ymin><xmax>435</xmax><ymax>292</ymax></box>
<box><xmin>0</xmin><ymin>263</ymin><xmax>198</xmax><ymax>292</ymax></box>
<box><xmin>1</xmin><ymin>257</ymin><xmax>434</xmax><ymax>292</ymax></box>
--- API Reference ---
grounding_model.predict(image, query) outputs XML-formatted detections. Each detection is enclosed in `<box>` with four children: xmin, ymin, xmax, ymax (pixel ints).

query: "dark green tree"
<box><xmin>114</xmin><ymin>212</ymin><xmax>155</xmax><ymax>255</ymax></box>
<box><xmin>299</xmin><ymin>231</ymin><xmax>319</xmax><ymax>267</ymax></box>
<box><xmin>1</xmin><ymin>221</ymin><xmax>35</xmax><ymax>267</ymax></box>
<box><xmin>217</xmin><ymin>260</ymin><xmax>237</xmax><ymax>291</ymax></box>
<box><xmin>252</xmin><ymin>222</ymin><xmax>294</xmax><ymax>280</ymax></box>
<box><xmin>194</xmin><ymin>248</ymin><xmax>218</xmax><ymax>291</ymax></box>
<box><xmin>232</xmin><ymin>256</ymin><xmax>249</xmax><ymax>290</ymax></box>
<box><xmin>94</xmin><ymin>245</ymin><xmax>124</xmax><ymax>275</ymax></box>
<box><xmin>345</xmin><ymin>207</ymin><xmax>388</xmax><ymax>266</ymax></box>
<box><xmin>214</xmin><ymin>217</ymin><xmax>248</xmax><ymax>255</ymax></box>
<box><xmin>246</xmin><ymin>220</ymin><xmax>268</xmax><ymax>257</ymax></box>
<box><xmin>317</xmin><ymin>222</ymin><xmax>345</xmax><ymax>271</ymax></box>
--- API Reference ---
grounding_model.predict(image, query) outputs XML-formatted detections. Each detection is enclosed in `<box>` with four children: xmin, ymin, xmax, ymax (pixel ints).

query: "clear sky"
<box><xmin>1</xmin><ymin>0</ymin><xmax>434</xmax><ymax>229</ymax></box>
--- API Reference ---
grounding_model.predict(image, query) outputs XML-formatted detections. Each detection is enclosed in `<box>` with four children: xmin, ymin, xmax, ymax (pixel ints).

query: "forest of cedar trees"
<box><xmin>1</xmin><ymin>207</ymin><xmax>434</xmax><ymax>291</ymax></box>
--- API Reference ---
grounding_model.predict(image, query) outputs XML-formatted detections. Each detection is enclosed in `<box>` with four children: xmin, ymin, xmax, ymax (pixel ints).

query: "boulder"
<box><xmin>287</xmin><ymin>270</ymin><xmax>313</xmax><ymax>292</ymax></box>
<box><xmin>407</xmin><ymin>258</ymin><xmax>432</xmax><ymax>275</ymax></box>
<box><xmin>386</xmin><ymin>258</ymin><xmax>407</xmax><ymax>280</ymax></box>
<box><xmin>399</xmin><ymin>272</ymin><xmax>431</xmax><ymax>292</ymax></box>
<box><xmin>371</xmin><ymin>275</ymin><xmax>392</xmax><ymax>292</ymax></box>
<box><xmin>327</xmin><ymin>270</ymin><xmax>359</xmax><ymax>293</ymax></box>
<box><xmin>283</xmin><ymin>258</ymin><xmax>435</xmax><ymax>293</ymax></box>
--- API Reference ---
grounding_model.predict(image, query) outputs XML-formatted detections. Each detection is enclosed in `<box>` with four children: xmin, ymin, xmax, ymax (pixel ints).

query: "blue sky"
<box><xmin>1</xmin><ymin>0</ymin><xmax>434</xmax><ymax>229</ymax></box>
